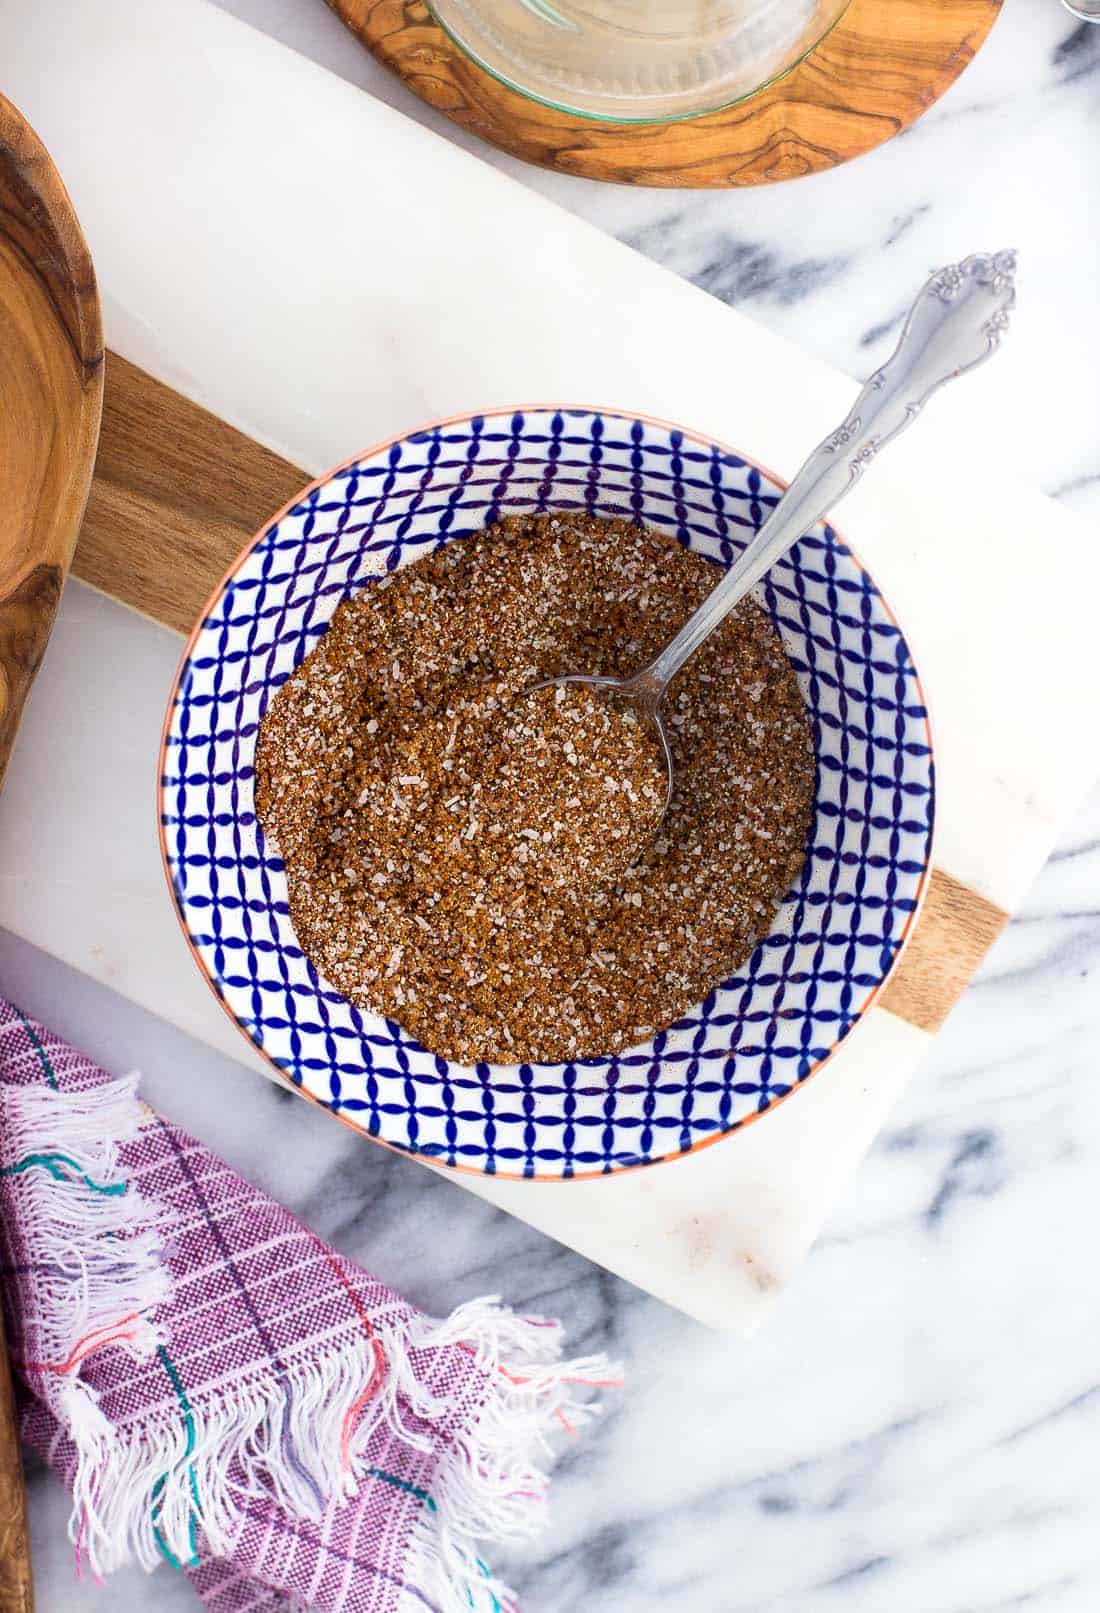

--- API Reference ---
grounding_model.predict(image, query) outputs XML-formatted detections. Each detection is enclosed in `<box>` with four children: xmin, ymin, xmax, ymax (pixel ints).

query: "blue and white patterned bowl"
<box><xmin>160</xmin><ymin>408</ymin><xmax>934</xmax><ymax>1180</ymax></box>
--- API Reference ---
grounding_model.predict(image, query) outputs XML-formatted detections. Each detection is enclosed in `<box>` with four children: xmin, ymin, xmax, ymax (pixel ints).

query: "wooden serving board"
<box><xmin>326</xmin><ymin>0</ymin><xmax>1003</xmax><ymax>187</ymax></box>
<box><xmin>76</xmin><ymin>351</ymin><xmax>1010</xmax><ymax>1036</ymax></box>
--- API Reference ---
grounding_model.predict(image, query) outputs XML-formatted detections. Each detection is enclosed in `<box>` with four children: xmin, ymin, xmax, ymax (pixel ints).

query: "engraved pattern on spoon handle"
<box><xmin>637</xmin><ymin>251</ymin><xmax>1018</xmax><ymax>697</ymax></box>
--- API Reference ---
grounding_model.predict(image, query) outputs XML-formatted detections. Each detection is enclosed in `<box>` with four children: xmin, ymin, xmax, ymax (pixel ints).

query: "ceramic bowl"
<box><xmin>159</xmin><ymin>407</ymin><xmax>934</xmax><ymax>1180</ymax></box>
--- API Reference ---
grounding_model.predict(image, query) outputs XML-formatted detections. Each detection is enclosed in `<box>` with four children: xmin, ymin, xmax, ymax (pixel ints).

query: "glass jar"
<box><xmin>429</xmin><ymin>0</ymin><xmax>852</xmax><ymax>122</ymax></box>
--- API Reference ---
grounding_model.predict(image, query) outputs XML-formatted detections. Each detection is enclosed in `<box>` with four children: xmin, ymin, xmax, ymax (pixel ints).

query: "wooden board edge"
<box><xmin>880</xmin><ymin>866</ymin><xmax>1009</xmax><ymax>1034</ymax></box>
<box><xmin>80</xmin><ymin>355</ymin><xmax>1011</xmax><ymax>1038</ymax></box>
<box><xmin>74</xmin><ymin>351</ymin><xmax>307</xmax><ymax>637</ymax></box>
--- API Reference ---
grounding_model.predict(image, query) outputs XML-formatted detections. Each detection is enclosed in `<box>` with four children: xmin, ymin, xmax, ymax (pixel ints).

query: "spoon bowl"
<box><xmin>532</xmin><ymin>669</ymin><xmax>675</xmax><ymax>817</ymax></box>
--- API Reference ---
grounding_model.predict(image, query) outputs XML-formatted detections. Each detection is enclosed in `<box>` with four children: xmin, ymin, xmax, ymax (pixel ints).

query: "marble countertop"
<box><xmin>6</xmin><ymin>0</ymin><xmax>1100</xmax><ymax>1608</ymax></box>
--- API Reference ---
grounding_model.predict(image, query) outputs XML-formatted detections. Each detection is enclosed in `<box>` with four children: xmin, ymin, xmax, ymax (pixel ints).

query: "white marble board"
<box><xmin>0</xmin><ymin>0</ymin><xmax>1098</xmax><ymax>1337</ymax></box>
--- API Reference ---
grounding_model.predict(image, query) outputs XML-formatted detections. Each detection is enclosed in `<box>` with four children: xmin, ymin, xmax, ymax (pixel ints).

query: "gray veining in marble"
<box><xmin>3</xmin><ymin>0</ymin><xmax>1100</xmax><ymax>1606</ymax></box>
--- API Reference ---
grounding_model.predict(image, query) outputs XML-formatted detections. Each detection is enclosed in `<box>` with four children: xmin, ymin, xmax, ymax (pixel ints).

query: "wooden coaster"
<box><xmin>324</xmin><ymin>0</ymin><xmax>1002</xmax><ymax>187</ymax></box>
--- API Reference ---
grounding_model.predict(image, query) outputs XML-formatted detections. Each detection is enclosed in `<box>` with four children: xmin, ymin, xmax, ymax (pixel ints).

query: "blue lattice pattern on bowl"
<box><xmin>160</xmin><ymin>408</ymin><xmax>934</xmax><ymax>1179</ymax></box>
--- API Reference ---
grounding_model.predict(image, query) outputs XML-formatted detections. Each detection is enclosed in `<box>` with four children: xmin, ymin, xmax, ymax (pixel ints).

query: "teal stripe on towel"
<box><xmin>152</xmin><ymin>1345</ymin><xmax>202</xmax><ymax>1569</ymax></box>
<box><xmin>0</xmin><ymin>1152</ymin><xmax>127</xmax><ymax>1196</ymax></box>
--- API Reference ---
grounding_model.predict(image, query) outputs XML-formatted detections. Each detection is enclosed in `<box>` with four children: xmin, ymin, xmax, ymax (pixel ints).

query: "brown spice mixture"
<box><xmin>398</xmin><ymin>679</ymin><xmax>670</xmax><ymax>903</ymax></box>
<box><xmin>254</xmin><ymin>512</ymin><xmax>816</xmax><ymax>1064</ymax></box>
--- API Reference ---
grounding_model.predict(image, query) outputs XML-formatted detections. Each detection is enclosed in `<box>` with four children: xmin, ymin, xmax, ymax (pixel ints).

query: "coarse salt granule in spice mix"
<box><xmin>0</xmin><ymin>998</ymin><xmax>619</xmax><ymax>1612</ymax></box>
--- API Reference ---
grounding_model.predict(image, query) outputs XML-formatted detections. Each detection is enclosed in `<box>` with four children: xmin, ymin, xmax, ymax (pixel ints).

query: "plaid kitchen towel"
<box><xmin>0</xmin><ymin>998</ymin><xmax>617</xmax><ymax>1611</ymax></box>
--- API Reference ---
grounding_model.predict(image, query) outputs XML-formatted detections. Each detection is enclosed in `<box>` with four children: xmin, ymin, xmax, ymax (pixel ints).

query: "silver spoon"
<box><xmin>543</xmin><ymin>250</ymin><xmax>1018</xmax><ymax>815</ymax></box>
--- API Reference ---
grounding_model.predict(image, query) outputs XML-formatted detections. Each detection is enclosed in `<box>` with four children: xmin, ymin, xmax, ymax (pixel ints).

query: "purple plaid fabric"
<box><xmin>0</xmin><ymin>1000</ymin><xmax>613</xmax><ymax>1612</ymax></box>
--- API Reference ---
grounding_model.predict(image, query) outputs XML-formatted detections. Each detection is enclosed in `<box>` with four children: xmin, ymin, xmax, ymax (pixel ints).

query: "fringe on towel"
<box><xmin>3</xmin><ymin>1079</ymin><xmax>617</xmax><ymax>1610</ymax></box>
<box><xmin>83</xmin><ymin>1300</ymin><xmax>614</xmax><ymax>1610</ymax></box>
<box><xmin>0</xmin><ymin>1076</ymin><xmax>169</xmax><ymax>1462</ymax></box>
<box><xmin>397</xmin><ymin>1299</ymin><xmax>616</xmax><ymax>1613</ymax></box>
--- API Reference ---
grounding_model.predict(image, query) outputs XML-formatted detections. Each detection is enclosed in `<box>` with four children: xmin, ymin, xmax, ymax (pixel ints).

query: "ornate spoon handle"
<box><xmin>635</xmin><ymin>250</ymin><xmax>1017</xmax><ymax>698</ymax></box>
